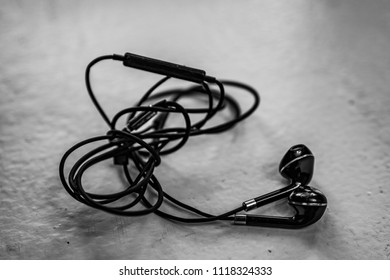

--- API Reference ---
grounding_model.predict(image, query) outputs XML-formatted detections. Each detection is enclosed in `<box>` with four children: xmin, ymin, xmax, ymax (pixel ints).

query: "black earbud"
<box><xmin>279</xmin><ymin>144</ymin><xmax>314</xmax><ymax>186</ymax></box>
<box><xmin>242</xmin><ymin>144</ymin><xmax>315</xmax><ymax>211</ymax></box>
<box><xmin>234</xmin><ymin>185</ymin><xmax>327</xmax><ymax>228</ymax></box>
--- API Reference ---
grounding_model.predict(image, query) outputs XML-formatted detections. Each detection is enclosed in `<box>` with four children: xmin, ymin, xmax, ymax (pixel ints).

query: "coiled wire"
<box><xmin>59</xmin><ymin>55</ymin><xmax>260</xmax><ymax>223</ymax></box>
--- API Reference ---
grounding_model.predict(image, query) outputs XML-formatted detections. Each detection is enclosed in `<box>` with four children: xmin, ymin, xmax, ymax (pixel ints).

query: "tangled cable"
<box><xmin>59</xmin><ymin>53</ymin><xmax>260</xmax><ymax>223</ymax></box>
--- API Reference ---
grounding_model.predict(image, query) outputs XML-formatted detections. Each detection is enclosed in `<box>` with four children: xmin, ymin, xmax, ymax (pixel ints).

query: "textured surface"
<box><xmin>1</xmin><ymin>0</ymin><xmax>390</xmax><ymax>259</ymax></box>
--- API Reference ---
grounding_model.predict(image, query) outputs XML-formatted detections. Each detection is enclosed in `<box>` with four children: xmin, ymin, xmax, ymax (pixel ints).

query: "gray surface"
<box><xmin>1</xmin><ymin>0</ymin><xmax>390</xmax><ymax>259</ymax></box>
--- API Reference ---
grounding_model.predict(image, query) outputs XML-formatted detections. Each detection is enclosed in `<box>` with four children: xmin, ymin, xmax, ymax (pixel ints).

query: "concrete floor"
<box><xmin>0</xmin><ymin>0</ymin><xmax>389</xmax><ymax>259</ymax></box>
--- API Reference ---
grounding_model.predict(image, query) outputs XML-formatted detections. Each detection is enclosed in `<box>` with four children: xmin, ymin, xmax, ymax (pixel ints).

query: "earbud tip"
<box><xmin>279</xmin><ymin>144</ymin><xmax>314</xmax><ymax>185</ymax></box>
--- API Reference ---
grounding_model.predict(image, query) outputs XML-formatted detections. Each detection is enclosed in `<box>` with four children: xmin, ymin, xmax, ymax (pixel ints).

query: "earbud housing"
<box><xmin>235</xmin><ymin>186</ymin><xmax>327</xmax><ymax>229</ymax></box>
<box><xmin>279</xmin><ymin>144</ymin><xmax>314</xmax><ymax>185</ymax></box>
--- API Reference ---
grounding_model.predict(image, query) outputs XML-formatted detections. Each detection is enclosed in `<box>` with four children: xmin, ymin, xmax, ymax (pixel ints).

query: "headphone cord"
<box><xmin>59</xmin><ymin>54</ymin><xmax>260</xmax><ymax>223</ymax></box>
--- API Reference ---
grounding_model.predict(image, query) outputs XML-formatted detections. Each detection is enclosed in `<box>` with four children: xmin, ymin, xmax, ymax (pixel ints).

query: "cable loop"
<box><xmin>59</xmin><ymin>54</ymin><xmax>260</xmax><ymax>223</ymax></box>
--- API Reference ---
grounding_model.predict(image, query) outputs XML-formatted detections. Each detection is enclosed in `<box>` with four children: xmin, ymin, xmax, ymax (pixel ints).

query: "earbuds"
<box><xmin>234</xmin><ymin>144</ymin><xmax>327</xmax><ymax>229</ymax></box>
<box><xmin>59</xmin><ymin>52</ymin><xmax>327</xmax><ymax>230</ymax></box>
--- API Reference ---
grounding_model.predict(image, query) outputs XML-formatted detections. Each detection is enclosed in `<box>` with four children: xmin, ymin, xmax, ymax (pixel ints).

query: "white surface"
<box><xmin>0</xmin><ymin>0</ymin><xmax>389</xmax><ymax>259</ymax></box>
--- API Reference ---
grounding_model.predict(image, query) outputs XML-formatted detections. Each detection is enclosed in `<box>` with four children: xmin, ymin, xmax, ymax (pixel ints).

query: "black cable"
<box><xmin>59</xmin><ymin>53</ymin><xmax>260</xmax><ymax>223</ymax></box>
<box><xmin>85</xmin><ymin>55</ymin><xmax>115</xmax><ymax>127</ymax></box>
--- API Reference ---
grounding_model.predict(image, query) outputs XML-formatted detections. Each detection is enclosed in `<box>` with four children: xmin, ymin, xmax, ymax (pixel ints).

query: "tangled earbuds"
<box><xmin>59</xmin><ymin>52</ymin><xmax>327</xmax><ymax>228</ymax></box>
